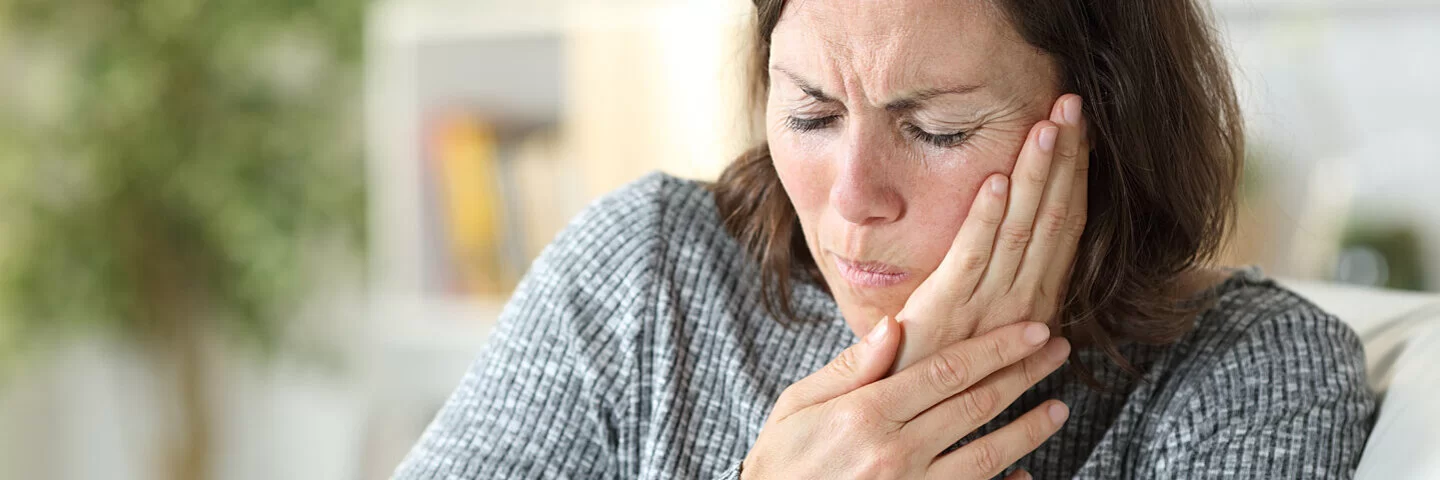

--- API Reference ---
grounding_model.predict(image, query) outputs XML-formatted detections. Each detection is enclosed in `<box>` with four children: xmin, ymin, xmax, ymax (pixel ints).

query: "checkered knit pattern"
<box><xmin>394</xmin><ymin>172</ymin><xmax>1375</xmax><ymax>479</ymax></box>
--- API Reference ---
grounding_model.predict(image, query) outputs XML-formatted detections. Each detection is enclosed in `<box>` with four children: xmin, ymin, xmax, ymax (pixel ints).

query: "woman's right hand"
<box><xmin>741</xmin><ymin>316</ymin><xmax>1071</xmax><ymax>480</ymax></box>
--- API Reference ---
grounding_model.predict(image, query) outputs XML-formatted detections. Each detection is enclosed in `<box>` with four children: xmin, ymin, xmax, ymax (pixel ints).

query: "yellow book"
<box><xmin>432</xmin><ymin>114</ymin><xmax>508</xmax><ymax>296</ymax></box>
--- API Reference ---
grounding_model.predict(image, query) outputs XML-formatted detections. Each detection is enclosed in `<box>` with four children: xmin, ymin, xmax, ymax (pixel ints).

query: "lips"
<box><xmin>831</xmin><ymin>252</ymin><xmax>910</xmax><ymax>288</ymax></box>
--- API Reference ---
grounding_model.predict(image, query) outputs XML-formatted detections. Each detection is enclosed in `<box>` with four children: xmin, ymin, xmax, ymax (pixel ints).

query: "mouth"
<box><xmin>829</xmin><ymin>251</ymin><xmax>910</xmax><ymax>289</ymax></box>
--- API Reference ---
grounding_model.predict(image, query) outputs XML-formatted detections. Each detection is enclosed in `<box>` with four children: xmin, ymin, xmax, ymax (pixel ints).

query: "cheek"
<box><xmin>924</xmin><ymin>129</ymin><xmax>1029</xmax><ymax>219</ymax></box>
<box><xmin>902</xmin><ymin>171</ymin><xmax>985</xmax><ymax>262</ymax></box>
<box><xmin>901</xmin><ymin>139</ymin><xmax>1024</xmax><ymax>264</ymax></box>
<box><xmin>769</xmin><ymin>129</ymin><xmax>832</xmax><ymax>223</ymax></box>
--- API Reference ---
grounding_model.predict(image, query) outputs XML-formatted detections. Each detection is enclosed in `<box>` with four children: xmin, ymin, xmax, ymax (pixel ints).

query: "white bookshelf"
<box><xmin>363</xmin><ymin>0</ymin><xmax>752</xmax><ymax>337</ymax></box>
<box><xmin>359</xmin><ymin>2</ymin><xmax>754</xmax><ymax>476</ymax></box>
<box><xmin>360</xmin><ymin>4</ymin><xmax>571</xmax><ymax>476</ymax></box>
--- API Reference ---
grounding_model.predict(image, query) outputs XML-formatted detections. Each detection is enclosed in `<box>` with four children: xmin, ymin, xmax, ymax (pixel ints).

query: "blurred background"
<box><xmin>0</xmin><ymin>0</ymin><xmax>1437</xmax><ymax>479</ymax></box>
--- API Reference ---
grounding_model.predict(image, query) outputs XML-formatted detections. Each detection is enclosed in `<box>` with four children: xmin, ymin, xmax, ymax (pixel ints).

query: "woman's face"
<box><xmin>766</xmin><ymin>0</ymin><xmax>1062</xmax><ymax>333</ymax></box>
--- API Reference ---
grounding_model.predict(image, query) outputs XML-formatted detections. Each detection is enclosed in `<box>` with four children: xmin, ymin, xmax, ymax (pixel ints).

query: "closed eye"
<box><xmin>785</xmin><ymin>115</ymin><xmax>838</xmax><ymax>132</ymax></box>
<box><xmin>904</xmin><ymin>124</ymin><xmax>967</xmax><ymax>148</ymax></box>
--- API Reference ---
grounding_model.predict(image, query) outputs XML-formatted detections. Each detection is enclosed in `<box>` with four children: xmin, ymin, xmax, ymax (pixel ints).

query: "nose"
<box><xmin>828</xmin><ymin>126</ymin><xmax>904</xmax><ymax>226</ymax></box>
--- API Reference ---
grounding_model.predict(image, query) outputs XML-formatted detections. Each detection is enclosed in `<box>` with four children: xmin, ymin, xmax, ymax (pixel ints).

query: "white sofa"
<box><xmin>1281</xmin><ymin>279</ymin><xmax>1440</xmax><ymax>479</ymax></box>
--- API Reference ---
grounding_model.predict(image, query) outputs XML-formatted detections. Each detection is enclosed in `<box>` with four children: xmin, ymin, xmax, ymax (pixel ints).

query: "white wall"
<box><xmin>1219</xmin><ymin>4</ymin><xmax>1440</xmax><ymax>286</ymax></box>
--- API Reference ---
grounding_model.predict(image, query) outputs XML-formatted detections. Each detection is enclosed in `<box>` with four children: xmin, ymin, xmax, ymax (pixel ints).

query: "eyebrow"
<box><xmin>770</xmin><ymin>65</ymin><xmax>985</xmax><ymax>112</ymax></box>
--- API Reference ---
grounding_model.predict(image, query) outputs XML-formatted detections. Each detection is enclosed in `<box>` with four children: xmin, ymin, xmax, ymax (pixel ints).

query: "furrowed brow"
<box><xmin>771</xmin><ymin>65</ymin><xmax>837</xmax><ymax>103</ymax></box>
<box><xmin>885</xmin><ymin>85</ymin><xmax>985</xmax><ymax>113</ymax></box>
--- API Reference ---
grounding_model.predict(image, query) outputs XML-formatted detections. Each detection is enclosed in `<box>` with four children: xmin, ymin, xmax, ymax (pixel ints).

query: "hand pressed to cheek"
<box><xmin>889</xmin><ymin>94</ymin><xmax>1090</xmax><ymax>372</ymax></box>
<box><xmin>769</xmin><ymin>92</ymin><xmax>1058</xmax><ymax>328</ymax></box>
<box><xmin>762</xmin><ymin>0</ymin><xmax>1064</xmax><ymax>337</ymax></box>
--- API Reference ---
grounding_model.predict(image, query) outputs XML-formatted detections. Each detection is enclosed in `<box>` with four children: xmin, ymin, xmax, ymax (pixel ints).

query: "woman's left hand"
<box><xmin>890</xmin><ymin>94</ymin><xmax>1090</xmax><ymax>372</ymax></box>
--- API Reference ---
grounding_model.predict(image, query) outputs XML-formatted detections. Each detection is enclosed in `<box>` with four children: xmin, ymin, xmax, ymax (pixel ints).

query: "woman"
<box><xmin>395</xmin><ymin>0</ymin><xmax>1375</xmax><ymax>478</ymax></box>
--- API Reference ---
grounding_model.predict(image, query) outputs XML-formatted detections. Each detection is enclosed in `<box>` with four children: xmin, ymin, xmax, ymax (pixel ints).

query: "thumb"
<box><xmin>772</xmin><ymin>316</ymin><xmax>901</xmax><ymax>418</ymax></box>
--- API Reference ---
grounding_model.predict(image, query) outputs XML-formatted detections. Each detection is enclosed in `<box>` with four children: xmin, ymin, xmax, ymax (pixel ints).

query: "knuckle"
<box><xmin>1019</xmin><ymin>354</ymin><xmax>1041</xmax><ymax>385</ymax></box>
<box><xmin>977</xmin><ymin>208</ymin><xmax>1005</xmax><ymax>228</ymax></box>
<box><xmin>999</xmin><ymin>225</ymin><xmax>1032</xmax><ymax>251</ymax></box>
<box><xmin>968</xmin><ymin>439</ymin><xmax>1004</xmax><ymax>474</ymax></box>
<box><xmin>856</xmin><ymin>451</ymin><xmax>904</xmax><ymax>479</ymax></box>
<box><xmin>986</xmin><ymin>336</ymin><xmax>1009</xmax><ymax>364</ymax></box>
<box><xmin>933</xmin><ymin>321</ymin><xmax>976</xmax><ymax>346</ymax></box>
<box><xmin>962</xmin><ymin>384</ymin><xmax>1002</xmax><ymax>421</ymax></box>
<box><xmin>1023</xmin><ymin>415</ymin><xmax>1052</xmax><ymax>445</ymax></box>
<box><xmin>1059</xmin><ymin>143</ymin><xmax>1082</xmax><ymax>161</ymax></box>
<box><xmin>1037</xmin><ymin>209</ymin><xmax>1069</xmax><ymax>240</ymax></box>
<box><xmin>958</xmin><ymin>251</ymin><xmax>990</xmax><ymax>273</ymax></box>
<box><xmin>832</xmin><ymin>400</ymin><xmax>881</xmax><ymax>435</ymax></box>
<box><xmin>1022</xmin><ymin>167</ymin><xmax>1048</xmax><ymax>188</ymax></box>
<box><xmin>927</xmin><ymin>349</ymin><xmax>973</xmax><ymax>393</ymax></box>
<box><xmin>1060</xmin><ymin>137</ymin><xmax>1085</xmax><ymax>160</ymax></box>
<box><xmin>1067</xmin><ymin>212</ymin><xmax>1088</xmax><ymax>238</ymax></box>
<box><xmin>828</xmin><ymin>347</ymin><xmax>862</xmax><ymax>377</ymax></box>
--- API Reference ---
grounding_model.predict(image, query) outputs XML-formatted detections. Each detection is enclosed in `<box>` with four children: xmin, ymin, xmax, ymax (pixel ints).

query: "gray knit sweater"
<box><xmin>394</xmin><ymin>172</ymin><xmax>1375</xmax><ymax>479</ymax></box>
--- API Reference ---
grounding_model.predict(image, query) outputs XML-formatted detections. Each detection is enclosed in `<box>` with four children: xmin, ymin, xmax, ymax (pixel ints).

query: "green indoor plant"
<box><xmin>0</xmin><ymin>1</ymin><xmax>366</xmax><ymax>479</ymax></box>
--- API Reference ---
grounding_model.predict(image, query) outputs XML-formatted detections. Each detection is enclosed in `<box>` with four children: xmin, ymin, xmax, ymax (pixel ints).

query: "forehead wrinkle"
<box><xmin>885</xmin><ymin>84</ymin><xmax>986</xmax><ymax>114</ymax></box>
<box><xmin>775</xmin><ymin>0</ymin><xmax>1053</xmax><ymax>113</ymax></box>
<box><xmin>833</xmin><ymin>30</ymin><xmax>917</xmax><ymax>108</ymax></box>
<box><xmin>841</xmin><ymin>5</ymin><xmax>989</xmax><ymax>109</ymax></box>
<box><xmin>791</xmin><ymin>0</ymin><xmax>915</xmax><ymax>107</ymax></box>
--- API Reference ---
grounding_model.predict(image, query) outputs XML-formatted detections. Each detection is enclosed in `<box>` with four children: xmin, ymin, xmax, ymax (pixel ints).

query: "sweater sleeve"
<box><xmin>1136</xmin><ymin>306</ymin><xmax>1377</xmax><ymax>479</ymax></box>
<box><xmin>392</xmin><ymin>174</ymin><xmax>666</xmax><ymax>479</ymax></box>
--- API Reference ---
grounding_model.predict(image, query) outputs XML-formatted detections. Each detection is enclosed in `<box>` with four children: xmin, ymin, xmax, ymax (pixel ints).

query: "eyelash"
<box><xmin>903</xmin><ymin>124</ymin><xmax>968</xmax><ymax>148</ymax></box>
<box><xmin>784</xmin><ymin>115</ymin><xmax>969</xmax><ymax>148</ymax></box>
<box><xmin>785</xmin><ymin>115</ymin><xmax>837</xmax><ymax>132</ymax></box>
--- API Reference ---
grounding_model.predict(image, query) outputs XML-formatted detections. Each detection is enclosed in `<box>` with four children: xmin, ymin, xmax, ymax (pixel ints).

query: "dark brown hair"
<box><xmin>710</xmin><ymin>0</ymin><xmax>1244</xmax><ymax>381</ymax></box>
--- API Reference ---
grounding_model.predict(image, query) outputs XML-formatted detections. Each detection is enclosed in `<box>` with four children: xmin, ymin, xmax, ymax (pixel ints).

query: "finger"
<box><xmin>978</xmin><ymin>120</ymin><xmax>1058</xmax><ymax>295</ymax></box>
<box><xmin>771</xmin><ymin>316</ymin><xmax>900</xmax><ymax>420</ymax></box>
<box><xmin>917</xmin><ymin>174</ymin><xmax>1010</xmax><ymax>308</ymax></box>
<box><xmin>859</xmin><ymin>321</ymin><xmax>1051</xmax><ymax>422</ymax></box>
<box><xmin>891</xmin><ymin>174</ymin><xmax>1009</xmax><ymax>372</ymax></box>
<box><xmin>907</xmin><ymin>337</ymin><xmax>1071</xmax><ymax>454</ymax></box>
<box><xmin>927</xmin><ymin>400</ymin><xmax>1070</xmax><ymax>480</ymax></box>
<box><xmin>1003</xmin><ymin>468</ymin><xmax>1033</xmax><ymax>480</ymax></box>
<box><xmin>1041</xmin><ymin>98</ymin><xmax>1091</xmax><ymax>304</ymax></box>
<box><xmin>1015</xmin><ymin>95</ymin><xmax>1085</xmax><ymax>297</ymax></box>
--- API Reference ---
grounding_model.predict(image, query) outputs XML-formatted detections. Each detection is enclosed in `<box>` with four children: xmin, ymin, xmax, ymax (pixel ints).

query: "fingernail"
<box><xmin>1064</xmin><ymin>96</ymin><xmax>1082</xmax><ymax>124</ymax></box>
<box><xmin>1023</xmin><ymin>323</ymin><xmax>1049</xmax><ymax>345</ymax></box>
<box><xmin>865</xmin><ymin>316</ymin><xmax>889</xmax><ymax>345</ymax></box>
<box><xmin>1048</xmin><ymin>402</ymin><xmax>1070</xmax><ymax>424</ymax></box>
<box><xmin>1038</xmin><ymin>126</ymin><xmax>1058</xmax><ymax>152</ymax></box>
<box><xmin>990</xmin><ymin>176</ymin><xmax>1008</xmax><ymax>195</ymax></box>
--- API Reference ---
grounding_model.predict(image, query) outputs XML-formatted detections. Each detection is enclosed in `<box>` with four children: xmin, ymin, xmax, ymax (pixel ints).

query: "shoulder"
<box><xmin>504</xmin><ymin>172</ymin><xmax>743</xmax><ymax>341</ymax></box>
<box><xmin>544</xmin><ymin>171</ymin><xmax>704</xmax><ymax>267</ymax></box>
<box><xmin>533</xmin><ymin>171</ymin><xmax>721</xmax><ymax>297</ymax></box>
<box><xmin>1134</xmin><ymin>268</ymin><xmax>1376</xmax><ymax>476</ymax></box>
<box><xmin>481</xmin><ymin>172</ymin><xmax>726</xmax><ymax>378</ymax></box>
<box><xmin>1171</xmin><ymin>268</ymin><xmax>1368</xmax><ymax>388</ymax></box>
